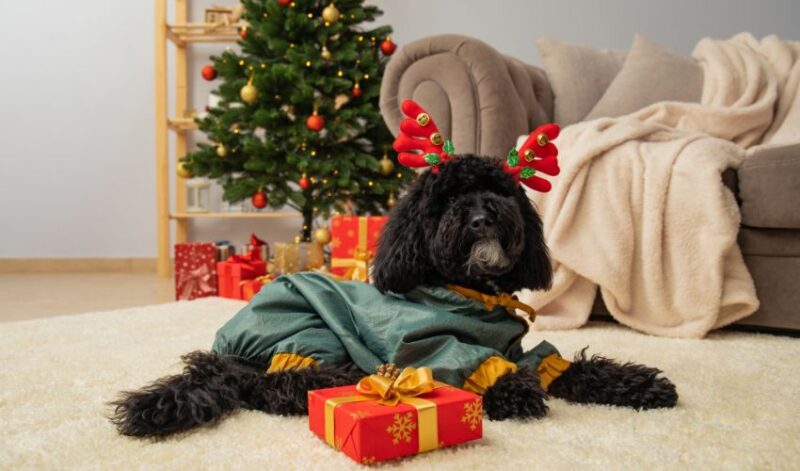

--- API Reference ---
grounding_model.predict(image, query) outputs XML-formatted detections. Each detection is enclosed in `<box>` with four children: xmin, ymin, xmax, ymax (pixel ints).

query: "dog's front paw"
<box><xmin>482</xmin><ymin>368</ymin><xmax>548</xmax><ymax>420</ymax></box>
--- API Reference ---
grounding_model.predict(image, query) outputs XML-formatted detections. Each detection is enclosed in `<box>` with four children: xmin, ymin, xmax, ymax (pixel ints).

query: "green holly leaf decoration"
<box><xmin>424</xmin><ymin>153</ymin><xmax>441</xmax><ymax>165</ymax></box>
<box><xmin>443</xmin><ymin>140</ymin><xmax>455</xmax><ymax>154</ymax></box>
<box><xmin>506</xmin><ymin>148</ymin><xmax>520</xmax><ymax>167</ymax></box>
<box><xmin>520</xmin><ymin>167</ymin><xmax>537</xmax><ymax>179</ymax></box>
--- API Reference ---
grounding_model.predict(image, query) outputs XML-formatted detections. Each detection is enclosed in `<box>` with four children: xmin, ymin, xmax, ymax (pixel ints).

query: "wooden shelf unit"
<box><xmin>154</xmin><ymin>0</ymin><xmax>299</xmax><ymax>277</ymax></box>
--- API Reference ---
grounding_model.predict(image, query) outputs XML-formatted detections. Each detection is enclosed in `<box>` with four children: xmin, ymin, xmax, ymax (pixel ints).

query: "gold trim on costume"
<box><xmin>446</xmin><ymin>284</ymin><xmax>536</xmax><ymax>322</ymax></box>
<box><xmin>537</xmin><ymin>353</ymin><xmax>571</xmax><ymax>391</ymax></box>
<box><xmin>462</xmin><ymin>356</ymin><xmax>518</xmax><ymax>395</ymax></box>
<box><xmin>266</xmin><ymin>353</ymin><xmax>318</xmax><ymax>373</ymax></box>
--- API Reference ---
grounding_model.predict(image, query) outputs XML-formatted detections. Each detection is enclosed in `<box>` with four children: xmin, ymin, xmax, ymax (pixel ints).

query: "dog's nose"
<box><xmin>470</xmin><ymin>214</ymin><xmax>494</xmax><ymax>232</ymax></box>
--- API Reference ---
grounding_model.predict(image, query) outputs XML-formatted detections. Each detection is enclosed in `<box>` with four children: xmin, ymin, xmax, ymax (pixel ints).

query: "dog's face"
<box><xmin>372</xmin><ymin>155</ymin><xmax>551</xmax><ymax>295</ymax></box>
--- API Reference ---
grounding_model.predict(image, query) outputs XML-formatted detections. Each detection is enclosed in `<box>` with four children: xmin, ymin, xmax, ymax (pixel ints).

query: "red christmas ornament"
<box><xmin>251</xmin><ymin>190</ymin><xmax>268</xmax><ymax>209</ymax></box>
<box><xmin>351</xmin><ymin>83</ymin><xmax>363</xmax><ymax>98</ymax></box>
<box><xmin>278</xmin><ymin>0</ymin><xmax>292</xmax><ymax>6</ymax></box>
<box><xmin>239</xmin><ymin>27</ymin><xmax>248</xmax><ymax>39</ymax></box>
<box><xmin>201</xmin><ymin>65</ymin><xmax>217</xmax><ymax>81</ymax></box>
<box><xmin>380</xmin><ymin>38</ymin><xmax>397</xmax><ymax>56</ymax></box>
<box><xmin>299</xmin><ymin>174</ymin><xmax>311</xmax><ymax>190</ymax></box>
<box><xmin>306</xmin><ymin>111</ymin><xmax>325</xmax><ymax>132</ymax></box>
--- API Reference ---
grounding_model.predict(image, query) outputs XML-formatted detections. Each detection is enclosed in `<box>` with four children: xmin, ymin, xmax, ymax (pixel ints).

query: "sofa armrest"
<box><xmin>739</xmin><ymin>143</ymin><xmax>800</xmax><ymax>229</ymax></box>
<box><xmin>380</xmin><ymin>34</ymin><xmax>553</xmax><ymax>158</ymax></box>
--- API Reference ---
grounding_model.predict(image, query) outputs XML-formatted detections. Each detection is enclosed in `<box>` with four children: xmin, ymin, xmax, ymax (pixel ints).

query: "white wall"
<box><xmin>1</xmin><ymin>0</ymin><xmax>798</xmax><ymax>258</ymax></box>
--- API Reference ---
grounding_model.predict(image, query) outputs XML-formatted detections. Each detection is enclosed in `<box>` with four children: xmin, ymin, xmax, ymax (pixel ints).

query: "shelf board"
<box><xmin>167</xmin><ymin>22</ymin><xmax>240</xmax><ymax>45</ymax></box>
<box><xmin>168</xmin><ymin>117</ymin><xmax>198</xmax><ymax>132</ymax></box>
<box><xmin>170</xmin><ymin>212</ymin><xmax>302</xmax><ymax>220</ymax></box>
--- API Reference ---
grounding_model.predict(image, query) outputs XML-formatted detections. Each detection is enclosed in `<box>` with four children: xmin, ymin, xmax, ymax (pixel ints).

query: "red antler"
<box><xmin>392</xmin><ymin>100</ymin><xmax>451</xmax><ymax>171</ymax></box>
<box><xmin>503</xmin><ymin>123</ymin><xmax>561</xmax><ymax>192</ymax></box>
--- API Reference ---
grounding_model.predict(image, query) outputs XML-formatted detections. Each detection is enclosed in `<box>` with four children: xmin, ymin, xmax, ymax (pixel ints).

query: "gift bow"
<box><xmin>356</xmin><ymin>366</ymin><xmax>441</xmax><ymax>407</ymax></box>
<box><xmin>342</xmin><ymin>247</ymin><xmax>371</xmax><ymax>283</ymax></box>
<box><xmin>177</xmin><ymin>264</ymin><xmax>214</xmax><ymax>300</ymax></box>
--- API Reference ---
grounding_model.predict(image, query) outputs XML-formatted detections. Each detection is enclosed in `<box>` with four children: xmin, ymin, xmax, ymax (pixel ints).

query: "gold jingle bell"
<box><xmin>216</xmin><ymin>144</ymin><xmax>228</xmax><ymax>158</ymax></box>
<box><xmin>416</xmin><ymin>113</ymin><xmax>430</xmax><ymax>126</ymax></box>
<box><xmin>429</xmin><ymin>132</ymin><xmax>443</xmax><ymax>146</ymax></box>
<box><xmin>176</xmin><ymin>160</ymin><xmax>192</xmax><ymax>178</ymax></box>
<box><xmin>379</xmin><ymin>155</ymin><xmax>395</xmax><ymax>176</ymax></box>
<box><xmin>314</xmin><ymin>227</ymin><xmax>331</xmax><ymax>245</ymax></box>
<box><xmin>537</xmin><ymin>133</ymin><xmax>549</xmax><ymax>146</ymax></box>
<box><xmin>240</xmin><ymin>78</ymin><xmax>258</xmax><ymax>104</ymax></box>
<box><xmin>524</xmin><ymin>149</ymin><xmax>536</xmax><ymax>162</ymax></box>
<box><xmin>322</xmin><ymin>2</ymin><xmax>340</xmax><ymax>23</ymax></box>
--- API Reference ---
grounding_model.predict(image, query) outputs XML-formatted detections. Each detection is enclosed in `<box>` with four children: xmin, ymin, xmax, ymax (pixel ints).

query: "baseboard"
<box><xmin>0</xmin><ymin>258</ymin><xmax>161</xmax><ymax>274</ymax></box>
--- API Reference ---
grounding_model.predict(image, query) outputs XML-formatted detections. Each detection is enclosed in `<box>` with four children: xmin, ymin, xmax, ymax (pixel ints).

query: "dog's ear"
<box><xmin>372</xmin><ymin>174</ymin><xmax>435</xmax><ymax>293</ymax></box>
<box><xmin>501</xmin><ymin>192</ymin><xmax>552</xmax><ymax>291</ymax></box>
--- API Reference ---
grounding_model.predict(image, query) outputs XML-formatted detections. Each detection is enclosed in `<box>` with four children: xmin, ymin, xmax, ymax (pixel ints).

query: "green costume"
<box><xmin>212</xmin><ymin>272</ymin><xmax>568</xmax><ymax>393</ymax></box>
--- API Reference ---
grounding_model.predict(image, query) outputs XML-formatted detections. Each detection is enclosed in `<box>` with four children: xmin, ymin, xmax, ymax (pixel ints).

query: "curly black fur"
<box><xmin>482</xmin><ymin>367</ymin><xmax>548</xmax><ymax>420</ymax></box>
<box><xmin>372</xmin><ymin>155</ymin><xmax>552</xmax><ymax>295</ymax></box>
<box><xmin>548</xmin><ymin>348</ymin><xmax>678</xmax><ymax>410</ymax></box>
<box><xmin>110</xmin><ymin>351</ymin><xmax>361</xmax><ymax>438</ymax></box>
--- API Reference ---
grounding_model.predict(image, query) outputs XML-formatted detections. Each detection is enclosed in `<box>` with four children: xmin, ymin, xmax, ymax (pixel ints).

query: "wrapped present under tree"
<box><xmin>330</xmin><ymin>216</ymin><xmax>387</xmax><ymax>282</ymax></box>
<box><xmin>174</xmin><ymin>242</ymin><xmax>218</xmax><ymax>300</ymax></box>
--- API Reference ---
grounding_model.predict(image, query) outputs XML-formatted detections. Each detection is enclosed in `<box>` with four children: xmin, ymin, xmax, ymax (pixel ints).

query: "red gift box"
<box><xmin>240</xmin><ymin>274</ymin><xmax>276</xmax><ymax>301</ymax></box>
<box><xmin>330</xmin><ymin>216</ymin><xmax>387</xmax><ymax>280</ymax></box>
<box><xmin>308</xmin><ymin>371</ymin><xmax>482</xmax><ymax>465</ymax></box>
<box><xmin>174</xmin><ymin>242</ymin><xmax>218</xmax><ymax>300</ymax></box>
<box><xmin>217</xmin><ymin>258</ymin><xmax>267</xmax><ymax>299</ymax></box>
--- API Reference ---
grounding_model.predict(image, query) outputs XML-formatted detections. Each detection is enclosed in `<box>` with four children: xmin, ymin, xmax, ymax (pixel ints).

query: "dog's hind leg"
<box><xmin>547</xmin><ymin>349</ymin><xmax>678</xmax><ymax>410</ymax></box>
<box><xmin>110</xmin><ymin>351</ymin><xmax>360</xmax><ymax>438</ymax></box>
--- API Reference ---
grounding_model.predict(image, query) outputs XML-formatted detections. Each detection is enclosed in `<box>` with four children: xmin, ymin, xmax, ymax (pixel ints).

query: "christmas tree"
<box><xmin>184</xmin><ymin>0</ymin><xmax>414</xmax><ymax>240</ymax></box>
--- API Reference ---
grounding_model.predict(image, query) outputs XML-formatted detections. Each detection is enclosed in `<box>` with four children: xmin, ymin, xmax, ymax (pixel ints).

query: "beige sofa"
<box><xmin>380</xmin><ymin>35</ymin><xmax>800</xmax><ymax>333</ymax></box>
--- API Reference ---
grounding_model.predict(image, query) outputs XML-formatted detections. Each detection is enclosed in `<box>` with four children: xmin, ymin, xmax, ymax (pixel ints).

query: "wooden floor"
<box><xmin>0</xmin><ymin>273</ymin><xmax>173</xmax><ymax>323</ymax></box>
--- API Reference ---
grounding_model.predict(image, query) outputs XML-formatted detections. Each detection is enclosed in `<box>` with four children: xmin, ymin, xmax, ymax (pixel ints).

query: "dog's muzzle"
<box><xmin>466</xmin><ymin>239</ymin><xmax>511</xmax><ymax>275</ymax></box>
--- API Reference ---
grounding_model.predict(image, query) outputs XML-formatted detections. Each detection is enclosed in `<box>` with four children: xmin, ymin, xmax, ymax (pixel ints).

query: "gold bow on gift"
<box><xmin>342</xmin><ymin>247</ymin><xmax>371</xmax><ymax>283</ymax></box>
<box><xmin>356</xmin><ymin>366</ymin><xmax>440</xmax><ymax>407</ymax></box>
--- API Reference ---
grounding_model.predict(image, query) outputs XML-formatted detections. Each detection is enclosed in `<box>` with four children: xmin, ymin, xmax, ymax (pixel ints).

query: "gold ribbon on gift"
<box><xmin>331</xmin><ymin>217</ymin><xmax>372</xmax><ymax>283</ymax></box>
<box><xmin>324</xmin><ymin>367</ymin><xmax>444</xmax><ymax>454</ymax></box>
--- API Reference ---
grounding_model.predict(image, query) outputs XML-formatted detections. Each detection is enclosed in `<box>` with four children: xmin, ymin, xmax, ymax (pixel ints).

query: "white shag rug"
<box><xmin>0</xmin><ymin>298</ymin><xmax>798</xmax><ymax>470</ymax></box>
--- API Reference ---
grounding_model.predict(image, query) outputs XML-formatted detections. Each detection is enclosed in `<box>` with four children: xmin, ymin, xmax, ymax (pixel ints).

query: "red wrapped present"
<box><xmin>330</xmin><ymin>216</ymin><xmax>387</xmax><ymax>282</ymax></box>
<box><xmin>240</xmin><ymin>274</ymin><xmax>276</xmax><ymax>301</ymax></box>
<box><xmin>174</xmin><ymin>242</ymin><xmax>218</xmax><ymax>300</ymax></box>
<box><xmin>308</xmin><ymin>367</ymin><xmax>483</xmax><ymax>465</ymax></box>
<box><xmin>217</xmin><ymin>234</ymin><xmax>268</xmax><ymax>299</ymax></box>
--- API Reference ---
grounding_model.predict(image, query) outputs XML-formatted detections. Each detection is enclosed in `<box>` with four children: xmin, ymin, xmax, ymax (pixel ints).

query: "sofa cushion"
<box><xmin>585</xmin><ymin>35</ymin><xmax>703</xmax><ymax>120</ymax></box>
<box><xmin>739</xmin><ymin>143</ymin><xmax>800</xmax><ymax>229</ymax></box>
<box><xmin>535</xmin><ymin>37</ymin><xmax>625</xmax><ymax>126</ymax></box>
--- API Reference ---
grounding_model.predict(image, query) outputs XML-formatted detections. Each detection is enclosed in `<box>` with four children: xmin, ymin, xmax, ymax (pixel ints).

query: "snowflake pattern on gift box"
<box><xmin>386</xmin><ymin>412</ymin><xmax>416</xmax><ymax>445</ymax></box>
<box><xmin>461</xmin><ymin>398</ymin><xmax>482</xmax><ymax>431</ymax></box>
<box><xmin>361</xmin><ymin>456</ymin><xmax>377</xmax><ymax>465</ymax></box>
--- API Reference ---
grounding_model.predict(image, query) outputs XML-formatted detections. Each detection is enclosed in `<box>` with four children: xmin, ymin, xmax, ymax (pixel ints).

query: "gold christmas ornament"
<box><xmin>387</xmin><ymin>192</ymin><xmax>397</xmax><ymax>208</ymax></box>
<box><xmin>321</xmin><ymin>45</ymin><xmax>332</xmax><ymax>61</ymax></box>
<box><xmin>216</xmin><ymin>144</ymin><xmax>228</xmax><ymax>158</ymax></box>
<box><xmin>240</xmin><ymin>76</ymin><xmax>258</xmax><ymax>104</ymax></box>
<box><xmin>176</xmin><ymin>160</ymin><xmax>192</xmax><ymax>178</ymax></box>
<box><xmin>379</xmin><ymin>154</ymin><xmax>395</xmax><ymax>175</ymax></box>
<box><xmin>314</xmin><ymin>227</ymin><xmax>332</xmax><ymax>245</ymax></box>
<box><xmin>321</xmin><ymin>2</ymin><xmax>340</xmax><ymax>23</ymax></box>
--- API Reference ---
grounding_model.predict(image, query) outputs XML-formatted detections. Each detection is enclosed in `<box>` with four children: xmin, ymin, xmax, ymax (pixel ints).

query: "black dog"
<box><xmin>111</xmin><ymin>155</ymin><xmax>676</xmax><ymax>438</ymax></box>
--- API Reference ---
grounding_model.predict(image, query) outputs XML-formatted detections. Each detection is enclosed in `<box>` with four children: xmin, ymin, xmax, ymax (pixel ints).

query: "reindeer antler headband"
<box><xmin>392</xmin><ymin>99</ymin><xmax>560</xmax><ymax>192</ymax></box>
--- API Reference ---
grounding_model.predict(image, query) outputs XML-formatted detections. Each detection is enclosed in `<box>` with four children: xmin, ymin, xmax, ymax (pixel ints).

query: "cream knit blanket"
<box><xmin>519</xmin><ymin>34</ymin><xmax>800</xmax><ymax>338</ymax></box>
